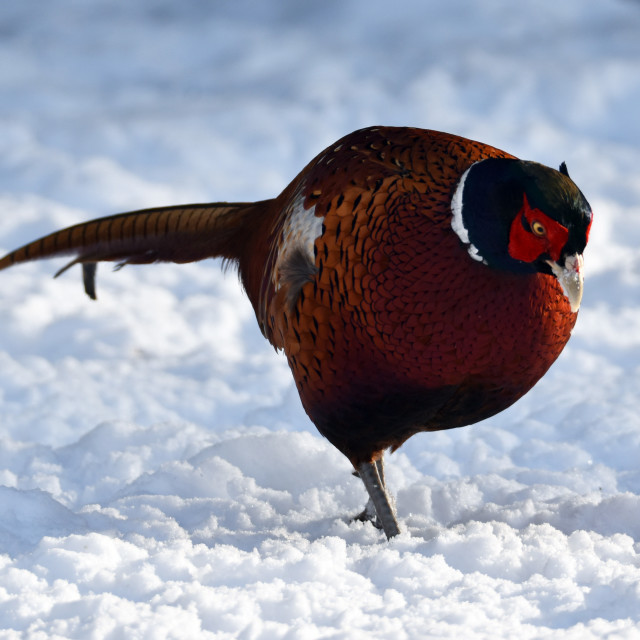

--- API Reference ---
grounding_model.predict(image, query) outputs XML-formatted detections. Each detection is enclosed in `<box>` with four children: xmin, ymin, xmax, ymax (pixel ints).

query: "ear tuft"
<box><xmin>559</xmin><ymin>162</ymin><xmax>570</xmax><ymax>177</ymax></box>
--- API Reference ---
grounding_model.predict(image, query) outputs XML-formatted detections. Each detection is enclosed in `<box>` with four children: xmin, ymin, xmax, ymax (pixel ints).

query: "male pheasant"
<box><xmin>0</xmin><ymin>127</ymin><xmax>592</xmax><ymax>539</ymax></box>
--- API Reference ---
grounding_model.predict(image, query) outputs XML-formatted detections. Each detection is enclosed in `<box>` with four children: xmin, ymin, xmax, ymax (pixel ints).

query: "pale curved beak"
<box><xmin>546</xmin><ymin>253</ymin><xmax>584</xmax><ymax>313</ymax></box>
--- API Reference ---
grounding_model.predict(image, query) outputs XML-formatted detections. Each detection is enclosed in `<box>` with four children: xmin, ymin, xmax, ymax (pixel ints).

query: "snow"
<box><xmin>1</xmin><ymin>0</ymin><xmax>640</xmax><ymax>637</ymax></box>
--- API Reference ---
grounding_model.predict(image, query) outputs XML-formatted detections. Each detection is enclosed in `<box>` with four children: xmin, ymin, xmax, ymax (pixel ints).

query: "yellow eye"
<box><xmin>531</xmin><ymin>221</ymin><xmax>546</xmax><ymax>237</ymax></box>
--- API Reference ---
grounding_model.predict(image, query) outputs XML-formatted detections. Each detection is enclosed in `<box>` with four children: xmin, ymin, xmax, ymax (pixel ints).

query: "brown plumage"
<box><xmin>0</xmin><ymin>126</ymin><xmax>592</xmax><ymax>538</ymax></box>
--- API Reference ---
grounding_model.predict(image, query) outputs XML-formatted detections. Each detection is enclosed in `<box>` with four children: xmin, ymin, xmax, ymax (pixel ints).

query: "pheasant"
<box><xmin>0</xmin><ymin>127</ymin><xmax>592</xmax><ymax>539</ymax></box>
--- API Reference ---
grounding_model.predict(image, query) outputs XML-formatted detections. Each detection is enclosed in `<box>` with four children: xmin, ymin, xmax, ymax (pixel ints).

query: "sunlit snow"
<box><xmin>1</xmin><ymin>1</ymin><xmax>640</xmax><ymax>638</ymax></box>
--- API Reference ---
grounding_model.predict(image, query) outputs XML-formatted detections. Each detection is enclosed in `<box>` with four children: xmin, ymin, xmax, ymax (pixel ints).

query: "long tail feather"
<box><xmin>0</xmin><ymin>201</ymin><xmax>268</xmax><ymax>297</ymax></box>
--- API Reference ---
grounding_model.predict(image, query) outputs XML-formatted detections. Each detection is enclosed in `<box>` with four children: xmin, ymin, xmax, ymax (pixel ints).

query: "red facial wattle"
<box><xmin>508</xmin><ymin>194</ymin><xmax>569</xmax><ymax>263</ymax></box>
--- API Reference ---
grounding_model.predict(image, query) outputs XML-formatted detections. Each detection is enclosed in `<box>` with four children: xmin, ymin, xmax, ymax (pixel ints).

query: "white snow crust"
<box><xmin>1</xmin><ymin>1</ymin><xmax>640</xmax><ymax>637</ymax></box>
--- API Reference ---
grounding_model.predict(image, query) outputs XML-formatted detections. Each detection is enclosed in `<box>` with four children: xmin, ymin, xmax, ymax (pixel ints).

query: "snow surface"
<box><xmin>1</xmin><ymin>1</ymin><xmax>640</xmax><ymax>638</ymax></box>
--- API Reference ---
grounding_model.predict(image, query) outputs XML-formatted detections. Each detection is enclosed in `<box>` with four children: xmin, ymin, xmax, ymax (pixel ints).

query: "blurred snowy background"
<box><xmin>1</xmin><ymin>1</ymin><xmax>639</xmax><ymax>637</ymax></box>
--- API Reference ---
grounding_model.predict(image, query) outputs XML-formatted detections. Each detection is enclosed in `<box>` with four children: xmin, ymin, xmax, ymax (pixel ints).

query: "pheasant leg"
<box><xmin>353</xmin><ymin>458</ymin><xmax>385</xmax><ymax>528</ymax></box>
<box><xmin>356</xmin><ymin>458</ymin><xmax>400</xmax><ymax>539</ymax></box>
